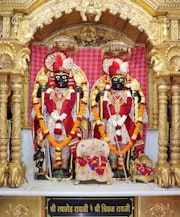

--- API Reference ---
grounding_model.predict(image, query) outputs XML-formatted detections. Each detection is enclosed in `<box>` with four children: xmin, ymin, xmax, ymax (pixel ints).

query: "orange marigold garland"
<box><xmin>32</xmin><ymin>74</ymin><xmax>88</xmax><ymax>150</ymax></box>
<box><xmin>91</xmin><ymin>77</ymin><xmax>146</xmax><ymax>157</ymax></box>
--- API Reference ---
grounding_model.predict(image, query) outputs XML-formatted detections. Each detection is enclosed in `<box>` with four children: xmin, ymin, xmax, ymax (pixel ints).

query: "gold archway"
<box><xmin>0</xmin><ymin>0</ymin><xmax>179</xmax><ymax>188</ymax></box>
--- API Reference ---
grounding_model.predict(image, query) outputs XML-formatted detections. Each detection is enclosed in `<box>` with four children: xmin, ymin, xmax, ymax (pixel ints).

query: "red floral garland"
<box><xmin>136</xmin><ymin>163</ymin><xmax>153</xmax><ymax>175</ymax></box>
<box><xmin>77</xmin><ymin>155</ymin><xmax>107</xmax><ymax>175</ymax></box>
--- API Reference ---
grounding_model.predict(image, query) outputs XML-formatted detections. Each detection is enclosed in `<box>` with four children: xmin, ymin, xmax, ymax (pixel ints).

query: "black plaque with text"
<box><xmin>46</xmin><ymin>197</ymin><xmax>134</xmax><ymax>217</ymax></box>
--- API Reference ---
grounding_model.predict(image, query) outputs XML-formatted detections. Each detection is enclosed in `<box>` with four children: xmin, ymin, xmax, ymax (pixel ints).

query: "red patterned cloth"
<box><xmin>128</xmin><ymin>47</ymin><xmax>147</xmax><ymax>95</ymax></box>
<box><xmin>29</xmin><ymin>45</ymin><xmax>147</xmax><ymax>119</ymax></box>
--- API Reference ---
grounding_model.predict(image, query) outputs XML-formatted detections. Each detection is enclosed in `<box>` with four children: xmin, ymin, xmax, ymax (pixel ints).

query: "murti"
<box><xmin>32</xmin><ymin>51</ymin><xmax>88</xmax><ymax>177</ymax></box>
<box><xmin>91</xmin><ymin>57</ymin><xmax>146</xmax><ymax>177</ymax></box>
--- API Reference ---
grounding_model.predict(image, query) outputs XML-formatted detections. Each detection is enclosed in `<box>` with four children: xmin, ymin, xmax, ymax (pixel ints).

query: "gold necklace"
<box><xmin>50</xmin><ymin>89</ymin><xmax>69</xmax><ymax>112</ymax></box>
<box><xmin>108</xmin><ymin>90</ymin><xmax>127</xmax><ymax>115</ymax></box>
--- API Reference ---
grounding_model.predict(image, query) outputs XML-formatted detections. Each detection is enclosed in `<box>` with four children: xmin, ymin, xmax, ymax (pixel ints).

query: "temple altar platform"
<box><xmin>0</xmin><ymin>129</ymin><xmax>179</xmax><ymax>197</ymax></box>
<box><xmin>0</xmin><ymin>130</ymin><xmax>179</xmax><ymax>216</ymax></box>
<box><xmin>0</xmin><ymin>179</ymin><xmax>179</xmax><ymax>197</ymax></box>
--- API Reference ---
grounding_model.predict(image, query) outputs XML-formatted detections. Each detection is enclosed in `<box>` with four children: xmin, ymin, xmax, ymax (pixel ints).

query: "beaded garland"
<box><xmin>32</xmin><ymin>68</ymin><xmax>88</xmax><ymax>150</ymax></box>
<box><xmin>91</xmin><ymin>74</ymin><xmax>146</xmax><ymax>157</ymax></box>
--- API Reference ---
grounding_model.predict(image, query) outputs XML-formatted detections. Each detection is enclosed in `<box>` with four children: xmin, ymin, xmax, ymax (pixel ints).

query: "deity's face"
<box><xmin>55</xmin><ymin>73</ymin><xmax>68</xmax><ymax>88</ymax></box>
<box><xmin>111</xmin><ymin>75</ymin><xmax>125</xmax><ymax>90</ymax></box>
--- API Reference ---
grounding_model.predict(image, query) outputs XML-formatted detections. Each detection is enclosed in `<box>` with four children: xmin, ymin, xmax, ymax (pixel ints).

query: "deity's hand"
<box><xmin>108</xmin><ymin>116</ymin><xmax>118</xmax><ymax>127</ymax></box>
<box><xmin>133</xmin><ymin>91</ymin><xmax>141</xmax><ymax>102</ymax></box>
<box><xmin>59</xmin><ymin>113</ymin><xmax>67</xmax><ymax>121</ymax></box>
<box><xmin>76</xmin><ymin>86</ymin><xmax>84</xmax><ymax>98</ymax></box>
<box><xmin>118</xmin><ymin>115</ymin><xmax>127</xmax><ymax>126</ymax></box>
<box><xmin>51</xmin><ymin>110</ymin><xmax>60</xmax><ymax>121</ymax></box>
<box><xmin>96</xmin><ymin>90</ymin><xmax>104</xmax><ymax>102</ymax></box>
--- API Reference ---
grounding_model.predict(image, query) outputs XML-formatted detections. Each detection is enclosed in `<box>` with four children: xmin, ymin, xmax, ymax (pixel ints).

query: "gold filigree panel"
<box><xmin>43</xmin><ymin>24</ymin><xmax>136</xmax><ymax>48</ymax></box>
<box><xmin>0</xmin><ymin>42</ymin><xmax>15</xmax><ymax>70</ymax></box>
<box><xmin>0</xmin><ymin>196</ymin><xmax>44</xmax><ymax>217</ymax></box>
<box><xmin>1</xmin><ymin>1</ymin><xmax>180</xmax><ymax>45</ymax></box>
<box><xmin>16</xmin><ymin>0</ymin><xmax>155</xmax><ymax>45</ymax></box>
<box><xmin>150</xmin><ymin>43</ymin><xmax>180</xmax><ymax>77</ymax></box>
<box><xmin>1</xmin><ymin>0</ymin><xmax>180</xmax><ymax>15</ymax></box>
<box><xmin>137</xmin><ymin>196</ymin><xmax>180</xmax><ymax>217</ymax></box>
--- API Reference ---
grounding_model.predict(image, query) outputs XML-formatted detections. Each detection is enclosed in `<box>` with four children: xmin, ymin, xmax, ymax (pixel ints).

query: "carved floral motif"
<box><xmin>146</xmin><ymin>203</ymin><xmax>174</xmax><ymax>217</ymax></box>
<box><xmin>5</xmin><ymin>203</ymin><xmax>33</xmax><ymax>217</ymax></box>
<box><xmin>16</xmin><ymin>0</ymin><xmax>154</xmax><ymax>44</ymax></box>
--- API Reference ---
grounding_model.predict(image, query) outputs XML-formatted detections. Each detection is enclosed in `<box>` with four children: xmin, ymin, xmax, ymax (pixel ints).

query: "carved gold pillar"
<box><xmin>147</xmin><ymin>64</ymin><xmax>158</xmax><ymax>129</ymax></box>
<box><xmin>154</xmin><ymin>78</ymin><xmax>172</xmax><ymax>188</ymax></box>
<box><xmin>22</xmin><ymin>69</ymin><xmax>30</xmax><ymax>127</ymax></box>
<box><xmin>157</xmin><ymin>79</ymin><xmax>170</xmax><ymax>166</ymax></box>
<box><xmin>9</xmin><ymin>75</ymin><xmax>25</xmax><ymax>188</ymax></box>
<box><xmin>171</xmin><ymin>81</ymin><xmax>180</xmax><ymax>187</ymax></box>
<box><xmin>13</xmin><ymin>47</ymin><xmax>31</xmax><ymax>128</ymax></box>
<box><xmin>0</xmin><ymin>75</ymin><xmax>9</xmax><ymax>187</ymax></box>
<box><xmin>150</xmin><ymin>44</ymin><xmax>173</xmax><ymax>187</ymax></box>
<box><xmin>152</xmin><ymin>74</ymin><xmax>159</xmax><ymax>129</ymax></box>
<box><xmin>147</xmin><ymin>61</ymin><xmax>159</xmax><ymax>129</ymax></box>
<box><xmin>166</xmin><ymin>43</ymin><xmax>180</xmax><ymax>187</ymax></box>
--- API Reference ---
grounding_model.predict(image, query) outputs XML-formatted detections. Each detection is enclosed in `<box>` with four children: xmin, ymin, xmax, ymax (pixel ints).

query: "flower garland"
<box><xmin>91</xmin><ymin>75</ymin><xmax>146</xmax><ymax>157</ymax></box>
<box><xmin>32</xmin><ymin>71</ymin><xmax>88</xmax><ymax>150</ymax></box>
<box><xmin>77</xmin><ymin>155</ymin><xmax>107</xmax><ymax>175</ymax></box>
<box><xmin>136</xmin><ymin>163</ymin><xmax>153</xmax><ymax>175</ymax></box>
